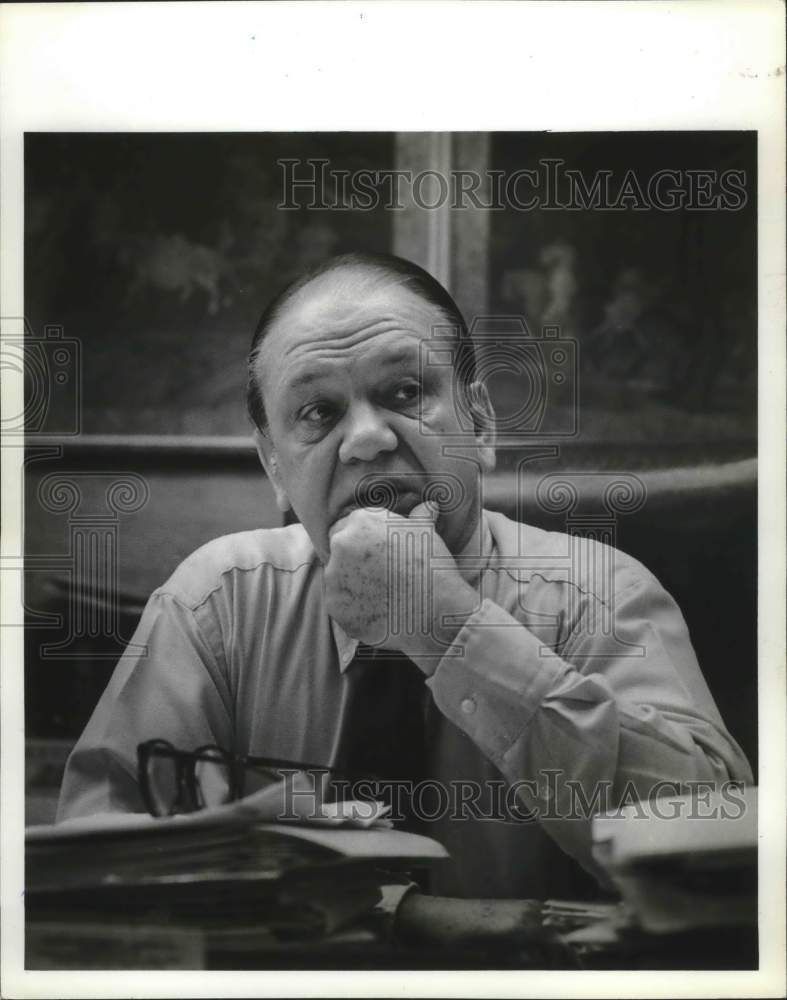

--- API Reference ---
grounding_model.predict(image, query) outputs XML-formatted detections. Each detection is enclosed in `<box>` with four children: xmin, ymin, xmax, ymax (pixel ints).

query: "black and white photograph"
<box><xmin>1</xmin><ymin>3</ymin><xmax>784</xmax><ymax>998</ymax></box>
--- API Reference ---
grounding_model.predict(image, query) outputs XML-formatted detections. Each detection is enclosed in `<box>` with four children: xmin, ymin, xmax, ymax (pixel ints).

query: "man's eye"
<box><xmin>299</xmin><ymin>402</ymin><xmax>335</xmax><ymax>427</ymax></box>
<box><xmin>390</xmin><ymin>381</ymin><xmax>421</xmax><ymax>407</ymax></box>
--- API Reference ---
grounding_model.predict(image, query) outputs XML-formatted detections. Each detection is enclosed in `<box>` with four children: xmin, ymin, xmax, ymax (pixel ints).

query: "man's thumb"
<box><xmin>409</xmin><ymin>499</ymin><xmax>440</xmax><ymax>524</ymax></box>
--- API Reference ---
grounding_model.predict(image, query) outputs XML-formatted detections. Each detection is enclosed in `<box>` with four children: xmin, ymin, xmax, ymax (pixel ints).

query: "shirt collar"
<box><xmin>331</xmin><ymin>616</ymin><xmax>360</xmax><ymax>674</ymax></box>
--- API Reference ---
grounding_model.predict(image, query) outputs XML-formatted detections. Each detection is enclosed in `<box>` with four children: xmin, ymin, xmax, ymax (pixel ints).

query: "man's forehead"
<box><xmin>267</xmin><ymin>268</ymin><xmax>445</xmax><ymax>348</ymax></box>
<box><xmin>280</xmin><ymin>342</ymin><xmax>427</xmax><ymax>396</ymax></box>
<box><xmin>253</xmin><ymin>267</ymin><xmax>462</xmax><ymax>407</ymax></box>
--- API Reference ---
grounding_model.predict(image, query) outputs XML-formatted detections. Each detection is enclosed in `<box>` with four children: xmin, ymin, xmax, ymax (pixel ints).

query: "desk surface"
<box><xmin>26</xmin><ymin>911</ymin><xmax>757</xmax><ymax>972</ymax></box>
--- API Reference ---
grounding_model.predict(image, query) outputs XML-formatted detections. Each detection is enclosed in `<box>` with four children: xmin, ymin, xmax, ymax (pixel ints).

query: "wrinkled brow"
<box><xmin>285</xmin><ymin>347</ymin><xmax>423</xmax><ymax>393</ymax></box>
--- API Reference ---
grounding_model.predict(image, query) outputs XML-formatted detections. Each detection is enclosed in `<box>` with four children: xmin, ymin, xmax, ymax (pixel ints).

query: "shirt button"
<box><xmin>460</xmin><ymin>697</ymin><xmax>476</xmax><ymax>716</ymax></box>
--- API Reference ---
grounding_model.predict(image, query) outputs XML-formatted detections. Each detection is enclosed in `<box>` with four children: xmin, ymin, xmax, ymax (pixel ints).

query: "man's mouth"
<box><xmin>340</xmin><ymin>479</ymin><xmax>425</xmax><ymax>518</ymax></box>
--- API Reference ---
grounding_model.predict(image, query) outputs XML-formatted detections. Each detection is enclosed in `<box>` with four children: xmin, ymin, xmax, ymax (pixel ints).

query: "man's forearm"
<box><xmin>419</xmin><ymin>591</ymin><xmax>752</xmax><ymax>878</ymax></box>
<box><xmin>399</xmin><ymin>576</ymin><xmax>480</xmax><ymax>675</ymax></box>
<box><xmin>393</xmin><ymin>891</ymin><xmax>544</xmax><ymax>950</ymax></box>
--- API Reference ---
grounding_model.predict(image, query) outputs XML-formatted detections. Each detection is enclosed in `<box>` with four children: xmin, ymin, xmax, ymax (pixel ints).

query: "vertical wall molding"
<box><xmin>393</xmin><ymin>132</ymin><xmax>490</xmax><ymax>326</ymax></box>
<box><xmin>393</xmin><ymin>132</ymin><xmax>451</xmax><ymax>287</ymax></box>
<box><xmin>426</xmin><ymin>132</ymin><xmax>453</xmax><ymax>289</ymax></box>
<box><xmin>451</xmin><ymin>132</ymin><xmax>491</xmax><ymax>326</ymax></box>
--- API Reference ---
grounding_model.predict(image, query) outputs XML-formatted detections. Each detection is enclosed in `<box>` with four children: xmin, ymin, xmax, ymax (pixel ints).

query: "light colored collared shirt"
<box><xmin>58</xmin><ymin>510</ymin><xmax>752</xmax><ymax>898</ymax></box>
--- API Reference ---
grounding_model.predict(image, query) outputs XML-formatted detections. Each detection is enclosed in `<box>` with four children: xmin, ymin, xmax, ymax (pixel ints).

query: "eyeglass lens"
<box><xmin>146</xmin><ymin>751</ymin><xmax>185</xmax><ymax>816</ymax></box>
<box><xmin>192</xmin><ymin>756</ymin><xmax>234</xmax><ymax>809</ymax></box>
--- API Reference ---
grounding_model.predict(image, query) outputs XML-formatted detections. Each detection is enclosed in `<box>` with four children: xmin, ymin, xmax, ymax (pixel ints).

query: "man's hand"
<box><xmin>323</xmin><ymin>502</ymin><xmax>479</xmax><ymax>674</ymax></box>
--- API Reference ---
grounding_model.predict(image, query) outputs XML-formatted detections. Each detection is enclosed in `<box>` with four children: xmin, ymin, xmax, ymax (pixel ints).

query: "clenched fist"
<box><xmin>323</xmin><ymin>502</ymin><xmax>479</xmax><ymax>674</ymax></box>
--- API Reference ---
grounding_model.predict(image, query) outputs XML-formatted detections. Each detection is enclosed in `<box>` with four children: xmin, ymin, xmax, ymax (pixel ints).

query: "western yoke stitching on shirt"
<box><xmin>497</xmin><ymin>563</ymin><xmax>648</xmax><ymax>610</ymax></box>
<box><xmin>155</xmin><ymin>554</ymin><xmax>318</xmax><ymax>614</ymax></box>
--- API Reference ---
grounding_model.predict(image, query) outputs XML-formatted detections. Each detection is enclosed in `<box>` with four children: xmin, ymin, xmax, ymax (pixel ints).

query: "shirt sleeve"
<box><xmin>56</xmin><ymin>590</ymin><xmax>234</xmax><ymax>821</ymax></box>
<box><xmin>426</xmin><ymin>573</ymin><xmax>754</xmax><ymax>879</ymax></box>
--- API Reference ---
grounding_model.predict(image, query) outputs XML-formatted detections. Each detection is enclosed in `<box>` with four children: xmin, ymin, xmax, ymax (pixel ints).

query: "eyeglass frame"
<box><xmin>137</xmin><ymin>738</ymin><xmax>380</xmax><ymax>818</ymax></box>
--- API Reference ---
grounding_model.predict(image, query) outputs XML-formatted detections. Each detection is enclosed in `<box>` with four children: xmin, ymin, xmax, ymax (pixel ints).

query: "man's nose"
<box><xmin>338</xmin><ymin>401</ymin><xmax>398</xmax><ymax>464</ymax></box>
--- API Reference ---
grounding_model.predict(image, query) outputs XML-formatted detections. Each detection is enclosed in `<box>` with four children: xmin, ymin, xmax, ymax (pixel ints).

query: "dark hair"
<box><xmin>247</xmin><ymin>251</ymin><xmax>476</xmax><ymax>431</ymax></box>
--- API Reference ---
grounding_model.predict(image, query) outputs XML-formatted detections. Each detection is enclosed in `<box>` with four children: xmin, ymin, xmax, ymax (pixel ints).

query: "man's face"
<box><xmin>253</xmin><ymin>270</ymin><xmax>495</xmax><ymax>562</ymax></box>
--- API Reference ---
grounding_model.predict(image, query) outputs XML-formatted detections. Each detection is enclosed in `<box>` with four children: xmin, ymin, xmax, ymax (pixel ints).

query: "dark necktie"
<box><xmin>335</xmin><ymin>643</ymin><xmax>431</xmax><ymax>832</ymax></box>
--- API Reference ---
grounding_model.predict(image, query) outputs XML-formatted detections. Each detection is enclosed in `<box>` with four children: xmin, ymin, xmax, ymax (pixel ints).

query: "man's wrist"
<box><xmin>400</xmin><ymin>578</ymin><xmax>479</xmax><ymax>676</ymax></box>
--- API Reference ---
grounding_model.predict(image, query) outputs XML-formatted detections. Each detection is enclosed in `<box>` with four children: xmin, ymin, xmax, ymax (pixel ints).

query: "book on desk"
<box><xmin>25</xmin><ymin>786</ymin><xmax>447</xmax><ymax>969</ymax></box>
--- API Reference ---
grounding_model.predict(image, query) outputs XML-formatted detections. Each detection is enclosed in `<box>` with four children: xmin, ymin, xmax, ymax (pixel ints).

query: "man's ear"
<box><xmin>253</xmin><ymin>428</ymin><xmax>292</xmax><ymax>513</ymax></box>
<box><xmin>465</xmin><ymin>380</ymin><xmax>497</xmax><ymax>472</ymax></box>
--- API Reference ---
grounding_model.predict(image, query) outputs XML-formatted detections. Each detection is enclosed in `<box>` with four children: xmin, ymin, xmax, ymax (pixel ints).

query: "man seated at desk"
<box><xmin>57</xmin><ymin>251</ymin><xmax>752</xmax><ymax>904</ymax></box>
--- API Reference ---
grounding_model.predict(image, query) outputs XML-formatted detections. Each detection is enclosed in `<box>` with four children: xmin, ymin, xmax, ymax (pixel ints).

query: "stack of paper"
<box><xmin>591</xmin><ymin>786</ymin><xmax>757</xmax><ymax>934</ymax></box>
<box><xmin>26</xmin><ymin>785</ymin><xmax>448</xmax><ymax>967</ymax></box>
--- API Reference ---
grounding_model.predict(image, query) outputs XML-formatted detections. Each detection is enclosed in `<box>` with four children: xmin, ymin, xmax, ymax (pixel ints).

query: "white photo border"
<box><xmin>1</xmin><ymin>2</ymin><xmax>784</xmax><ymax>997</ymax></box>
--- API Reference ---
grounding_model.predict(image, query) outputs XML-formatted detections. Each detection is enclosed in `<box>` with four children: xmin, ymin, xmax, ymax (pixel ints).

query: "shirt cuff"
<box><xmin>427</xmin><ymin>598</ymin><xmax>569</xmax><ymax>764</ymax></box>
<box><xmin>372</xmin><ymin>881</ymin><xmax>420</xmax><ymax>944</ymax></box>
<box><xmin>377</xmin><ymin>881</ymin><xmax>419</xmax><ymax>918</ymax></box>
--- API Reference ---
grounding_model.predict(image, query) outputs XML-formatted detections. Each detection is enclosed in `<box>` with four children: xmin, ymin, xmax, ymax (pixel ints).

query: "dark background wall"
<box><xmin>24</xmin><ymin>133</ymin><xmax>396</xmax><ymax>435</ymax></box>
<box><xmin>24</xmin><ymin>132</ymin><xmax>756</xmax><ymax>445</ymax></box>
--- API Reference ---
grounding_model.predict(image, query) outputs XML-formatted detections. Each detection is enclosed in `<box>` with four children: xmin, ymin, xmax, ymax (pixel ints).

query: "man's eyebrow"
<box><xmin>285</xmin><ymin>348</ymin><xmax>422</xmax><ymax>392</ymax></box>
<box><xmin>376</xmin><ymin>348</ymin><xmax>420</xmax><ymax>368</ymax></box>
<box><xmin>285</xmin><ymin>370</ymin><xmax>323</xmax><ymax>392</ymax></box>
